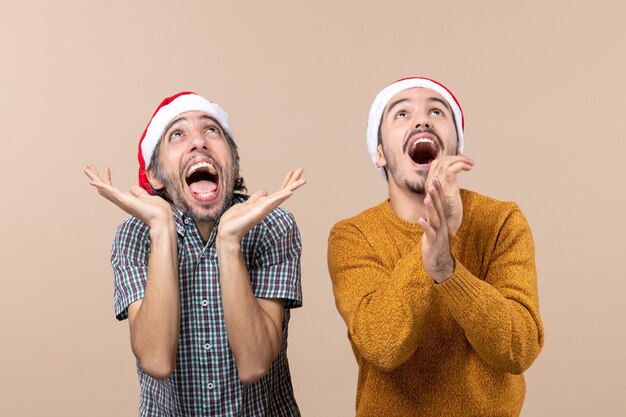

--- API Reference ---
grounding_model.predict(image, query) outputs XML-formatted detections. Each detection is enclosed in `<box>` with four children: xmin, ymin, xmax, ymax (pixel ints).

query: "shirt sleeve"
<box><xmin>247</xmin><ymin>209</ymin><xmax>303</xmax><ymax>309</ymax></box>
<box><xmin>327</xmin><ymin>221</ymin><xmax>434</xmax><ymax>371</ymax></box>
<box><xmin>110</xmin><ymin>217</ymin><xmax>150</xmax><ymax>320</ymax></box>
<box><xmin>436</xmin><ymin>207</ymin><xmax>544</xmax><ymax>374</ymax></box>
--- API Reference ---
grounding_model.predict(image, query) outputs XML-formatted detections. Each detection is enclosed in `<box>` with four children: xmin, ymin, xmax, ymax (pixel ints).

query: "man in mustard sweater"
<box><xmin>327</xmin><ymin>77</ymin><xmax>544</xmax><ymax>416</ymax></box>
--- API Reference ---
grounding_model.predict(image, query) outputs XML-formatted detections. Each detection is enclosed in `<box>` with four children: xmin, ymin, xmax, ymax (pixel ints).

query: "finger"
<box><xmin>419</xmin><ymin>217</ymin><xmax>436</xmax><ymax>240</ymax></box>
<box><xmin>257</xmin><ymin>189</ymin><xmax>293</xmax><ymax>212</ymax></box>
<box><xmin>289</xmin><ymin>168</ymin><xmax>304</xmax><ymax>183</ymax></box>
<box><xmin>282</xmin><ymin>178</ymin><xmax>306</xmax><ymax>193</ymax></box>
<box><xmin>104</xmin><ymin>167</ymin><xmax>113</xmax><ymax>185</ymax></box>
<box><xmin>431</xmin><ymin>178</ymin><xmax>447</xmax><ymax>219</ymax></box>
<box><xmin>280</xmin><ymin>168</ymin><xmax>304</xmax><ymax>191</ymax></box>
<box><xmin>279</xmin><ymin>171</ymin><xmax>294</xmax><ymax>190</ymax></box>
<box><xmin>456</xmin><ymin>152</ymin><xmax>474</xmax><ymax>163</ymax></box>
<box><xmin>445</xmin><ymin>155</ymin><xmax>474</xmax><ymax>169</ymax></box>
<box><xmin>429</xmin><ymin>179</ymin><xmax>448</xmax><ymax>230</ymax></box>
<box><xmin>84</xmin><ymin>165</ymin><xmax>101</xmax><ymax>181</ymax></box>
<box><xmin>426</xmin><ymin>157</ymin><xmax>446</xmax><ymax>190</ymax></box>
<box><xmin>130</xmin><ymin>185</ymin><xmax>150</xmax><ymax>198</ymax></box>
<box><xmin>424</xmin><ymin>193</ymin><xmax>441</xmax><ymax>230</ymax></box>
<box><xmin>446</xmin><ymin>161</ymin><xmax>474</xmax><ymax>174</ymax></box>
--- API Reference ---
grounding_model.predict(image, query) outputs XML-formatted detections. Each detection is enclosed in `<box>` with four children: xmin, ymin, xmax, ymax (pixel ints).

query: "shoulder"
<box><xmin>115</xmin><ymin>215</ymin><xmax>150</xmax><ymax>243</ymax></box>
<box><xmin>262</xmin><ymin>205</ymin><xmax>298</xmax><ymax>233</ymax></box>
<box><xmin>461</xmin><ymin>189</ymin><xmax>522</xmax><ymax>220</ymax></box>
<box><xmin>234</xmin><ymin>194</ymin><xmax>300</xmax><ymax>247</ymax></box>
<box><xmin>459</xmin><ymin>189</ymin><xmax>530</xmax><ymax>234</ymax></box>
<box><xmin>330</xmin><ymin>201</ymin><xmax>387</xmax><ymax>233</ymax></box>
<box><xmin>329</xmin><ymin>201</ymin><xmax>388</xmax><ymax>246</ymax></box>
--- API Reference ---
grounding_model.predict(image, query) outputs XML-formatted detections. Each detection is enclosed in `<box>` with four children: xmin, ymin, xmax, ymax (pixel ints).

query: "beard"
<box><xmin>158</xmin><ymin>162</ymin><xmax>238</xmax><ymax>224</ymax></box>
<box><xmin>383</xmin><ymin>147</ymin><xmax>428</xmax><ymax>195</ymax></box>
<box><xmin>403</xmin><ymin>173</ymin><xmax>427</xmax><ymax>195</ymax></box>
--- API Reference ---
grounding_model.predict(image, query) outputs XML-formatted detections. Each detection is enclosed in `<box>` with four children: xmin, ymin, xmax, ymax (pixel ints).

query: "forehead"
<box><xmin>384</xmin><ymin>87</ymin><xmax>449</xmax><ymax>113</ymax></box>
<box><xmin>167</xmin><ymin>110</ymin><xmax>218</xmax><ymax>127</ymax></box>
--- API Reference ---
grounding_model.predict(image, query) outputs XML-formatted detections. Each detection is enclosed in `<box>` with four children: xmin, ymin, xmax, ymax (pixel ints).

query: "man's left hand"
<box><xmin>419</xmin><ymin>177</ymin><xmax>455</xmax><ymax>284</ymax></box>
<box><xmin>217</xmin><ymin>168</ymin><xmax>306</xmax><ymax>246</ymax></box>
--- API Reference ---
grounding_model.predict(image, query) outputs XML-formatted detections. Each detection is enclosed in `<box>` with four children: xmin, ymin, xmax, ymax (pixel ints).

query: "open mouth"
<box><xmin>185</xmin><ymin>161</ymin><xmax>219</xmax><ymax>200</ymax></box>
<box><xmin>408</xmin><ymin>137</ymin><xmax>440</xmax><ymax>165</ymax></box>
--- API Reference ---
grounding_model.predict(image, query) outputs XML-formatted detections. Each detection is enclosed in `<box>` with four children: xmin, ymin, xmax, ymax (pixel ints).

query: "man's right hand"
<box><xmin>84</xmin><ymin>165</ymin><xmax>173</xmax><ymax>230</ymax></box>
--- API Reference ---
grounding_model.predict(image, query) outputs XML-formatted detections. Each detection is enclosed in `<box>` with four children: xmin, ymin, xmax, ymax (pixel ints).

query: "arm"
<box><xmin>217</xmin><ymin>242</ymin><xmax>284</xmax><ymax>384</ymax></box>
<box><xmin>438</xmin><ymin>210</ymin><xmax>544</xmax><ymax>374</ymax></box>
<box><xmin>327</xmin><ymin>223</ymin><xmax>434</xmax><ymax>371</ymax></box>
<box><xmin>421</xmin><ymin>178</ymin><xmax>543</xmax><ymax>374</ymax></box>
<box><xmin>217</xmin><ymin>169</ymin><xmax>305</xmax><ymax>384</ymax></box>
<box><xmin>86</xmin><ymin>165</ymin><xmax>180</xmax><ymax>379</ymax></box>
<box><xmin>127</xmin><ymin>221</ymin><xmax>179</xmax><ymax>379</ymax></box>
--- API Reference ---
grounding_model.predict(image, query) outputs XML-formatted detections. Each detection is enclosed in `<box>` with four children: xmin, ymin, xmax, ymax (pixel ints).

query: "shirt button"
<box><xmin>201</xmin><ymin>299</ymin><xmax>208</xmax><ymax>307</ymax></box>
<box><xmin>204</xmin><ymin>343</ymin><xmax>211</xmax><ymax>350</ymax></box>
<box><xmin>184</xmin><ymin>218</ymin><xmax>191</xmax><ymax>225</ymax></box>
<box><xmin>176</xmin><ymin>226</ymin><xmax>184</xmax><ymax>234</ymax></box>
<box><xmin>207</xmin><ymin>382</ymin><xmax>215</xmax><ymax>390</ymax></box>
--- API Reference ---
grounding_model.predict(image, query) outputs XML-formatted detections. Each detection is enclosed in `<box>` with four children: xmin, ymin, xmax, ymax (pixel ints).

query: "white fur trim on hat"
<box><xmin>366</xmin><ymin>77</ymin><xmax>464</xmax><ymax>178</ymax></box>
<box><xmin>141</xmin><ymin>94</ymin><xmax>232</xmax><ymax>167</ymax></box>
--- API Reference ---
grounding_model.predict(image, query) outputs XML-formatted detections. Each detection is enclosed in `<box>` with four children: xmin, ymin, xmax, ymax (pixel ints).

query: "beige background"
<box><xmin>1</xmin><ymin>0</ymin><xmax>624</xmax><ymax>415</ymax></box>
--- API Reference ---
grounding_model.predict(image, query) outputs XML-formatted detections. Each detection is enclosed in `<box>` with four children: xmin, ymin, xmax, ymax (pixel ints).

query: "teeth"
<box><xmin>187</xmin><ymin>161</ymin><xmax>216</xmax><ymax>177</ymax></box>
<box><xmin>411</xmin><ymin>138</ymin><xmax>434</xmax><ymax>151</ymax></box>
<box><xmin>196</xmin><ymin>191</ymin><xmax>216</xmax><ymax>198</ymax></box>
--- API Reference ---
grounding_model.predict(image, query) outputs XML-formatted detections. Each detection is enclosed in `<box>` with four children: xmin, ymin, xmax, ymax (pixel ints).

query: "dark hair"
<box><xmin>147</xmin><ymin>129</ymin><xmax>247</xmax><ymax>200</ymax></box>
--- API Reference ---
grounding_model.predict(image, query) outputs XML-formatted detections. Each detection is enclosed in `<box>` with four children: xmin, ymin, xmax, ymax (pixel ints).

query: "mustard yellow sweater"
<box><xmin>328</xmin><ymin>190</ymin><xmax>544</xmax><ymax>417</ymax></box>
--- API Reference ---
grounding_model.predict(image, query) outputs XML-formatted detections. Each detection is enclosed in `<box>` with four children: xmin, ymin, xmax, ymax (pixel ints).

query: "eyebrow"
<box><xmin>429</xmin><ymin>97</ymin><xmax>452</xmax><ymax>112</ymax></box>
<box><xmin>163</xmin><ymin>114</ymin><xmax>220</xmax><ymax>136</ymax></box>
<box><xmin>385</xmin><ymin>98</ymin><xmax>410</xmax><ymax>116</ymax></box>
<box><xmin>385</xmin><ymin>96</ymin><xmax>453</xmax><ymax>117</ymax></box>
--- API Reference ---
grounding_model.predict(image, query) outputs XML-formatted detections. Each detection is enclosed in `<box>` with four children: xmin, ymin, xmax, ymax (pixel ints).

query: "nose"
<box><xmin>189</xmin><ymin>129</ymin><xmax>208</xmax><ymax>151</ymax></box>
<box><xmin>414</xmin><ymin>116</ymin><xmax>431</xmax><ymax>130</ymax></box>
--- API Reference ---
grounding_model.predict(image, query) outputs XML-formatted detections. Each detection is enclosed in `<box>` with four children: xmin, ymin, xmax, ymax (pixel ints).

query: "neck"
<box><xmin>388</xmin><ymin>183</ymin><xmax>427</xmax><ymax>223</ymax></box>
<box><xmin>196</xmin><ymin>221</ymin><xmax>214</xmax><ymax>242</ymax></box>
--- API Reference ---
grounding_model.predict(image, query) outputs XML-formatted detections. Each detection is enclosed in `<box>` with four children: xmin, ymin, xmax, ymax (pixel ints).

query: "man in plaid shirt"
<box><xmin>85</xmin><ymin>92</ymin><xmax>305</xmax><ymax>416</ymax></box>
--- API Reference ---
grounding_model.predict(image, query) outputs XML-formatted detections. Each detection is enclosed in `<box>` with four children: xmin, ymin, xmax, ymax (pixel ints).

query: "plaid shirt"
<box><xmin>111</xmin><ymin>194</ymin><xmax>302</xmax><ymax>417</ymax></box>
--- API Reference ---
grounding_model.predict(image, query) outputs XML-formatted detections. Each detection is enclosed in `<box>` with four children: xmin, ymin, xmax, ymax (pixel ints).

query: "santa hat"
<box><xmin>137</xmin><ymin>91</ymin><xmax>232</xmax><ymax>193</ymax></box>
<box><xmin>367</xmin><ymin>77</ymin><xmax>464</xmax><ymax>178</ymax></box>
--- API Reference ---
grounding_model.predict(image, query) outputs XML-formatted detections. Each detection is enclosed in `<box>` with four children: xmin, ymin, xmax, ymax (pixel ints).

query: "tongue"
<box><xmin>189</xmin><ymin>180</ymin><xmax>217</xmax><ymax>195</ymax></box>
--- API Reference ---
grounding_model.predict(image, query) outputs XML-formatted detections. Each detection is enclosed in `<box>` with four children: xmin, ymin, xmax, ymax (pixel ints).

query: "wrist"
<box><xmin>216</xmin><ymin>235</ymin><xmax>242</xmax><ymax>252</ymax></box>
<box><xmin>149</xmin><ymin>217</ymin><xmax>176</xmax><ymax>240</ymax></box>
<box><xmin>434</xmin><ymin>257</ymin><xmax>455</xmax><ymax>284</ymax></box>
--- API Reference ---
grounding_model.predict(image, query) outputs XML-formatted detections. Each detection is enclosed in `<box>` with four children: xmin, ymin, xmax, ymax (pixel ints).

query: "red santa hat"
<box><xmin>366</xmin><ymin>77</ymin><xmax>465</xmax><ymax>178</ymax></box>
<box><xmin>137</xmin><ymin>91</ymin><xmax>232</xmax><ymax>193</ymax></box>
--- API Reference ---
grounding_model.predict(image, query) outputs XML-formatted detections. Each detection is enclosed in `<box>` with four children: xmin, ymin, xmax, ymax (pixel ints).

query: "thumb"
<box><xmin>130</xmin><ymin>185</ymin><xmax>150</xmax><ymax>198</ymax></box>
<box><xmin>247</xmin><ymin>189</ymin><xmax>268</xmax><ymax>203</ymax></box>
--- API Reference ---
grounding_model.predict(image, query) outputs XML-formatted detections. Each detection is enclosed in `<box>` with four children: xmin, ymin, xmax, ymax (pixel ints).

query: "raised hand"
<box><xmin>424</xmin><ymin>154</ymin><xmax>474</xmax><ymax>233</ymax></box>
<box><xmin>84</xmin><ymin>165</ymin><xmax>173</xmax><ymax>229</ymax></box>
<box><xmin>217</xmin><ymin>168</ymin><xmax>306</xmax><ymax>245</ymax></box>
<box><xmin>419</xmin><ymin>177</ymin><xmax>455</xmax><ymax>284</ymax></box>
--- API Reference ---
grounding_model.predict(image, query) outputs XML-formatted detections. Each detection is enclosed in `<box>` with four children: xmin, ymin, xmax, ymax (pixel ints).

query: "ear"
<box><xmin>375</xmin><ymin>144</ymin><xmax>387</xmax><ymax>168</ymax></box>
<box><xmin>146</xmin><ymin>169</ymin><xmax>165</xmax><ymax>191</ymax></box>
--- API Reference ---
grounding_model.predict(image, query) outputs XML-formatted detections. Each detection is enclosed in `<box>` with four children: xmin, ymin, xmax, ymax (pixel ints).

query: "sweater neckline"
<box><xmin>379</xmin><ymin>199</ymin><xmax>424</xmax><ymax>233</ymax></box>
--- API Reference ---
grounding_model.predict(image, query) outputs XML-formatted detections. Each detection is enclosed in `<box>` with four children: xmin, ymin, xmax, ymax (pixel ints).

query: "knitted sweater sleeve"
<box><xmin>437</xmin><ymin>208</ymin><xmax>544</xmax><ymax>375</ymax></box>
<box><xmin>328</xmin><ymin>221</ymin><xmax>432</xmax><ymax>371</ymax></box>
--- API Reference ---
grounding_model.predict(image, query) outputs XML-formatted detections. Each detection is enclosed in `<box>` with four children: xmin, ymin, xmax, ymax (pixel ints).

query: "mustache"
<box><xmin>402</xmin><ymin>128</ymin><xmax>444</xmax><ymax>154</ymax></box>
